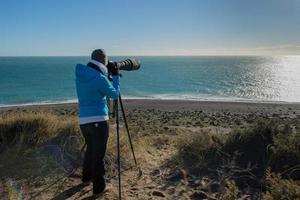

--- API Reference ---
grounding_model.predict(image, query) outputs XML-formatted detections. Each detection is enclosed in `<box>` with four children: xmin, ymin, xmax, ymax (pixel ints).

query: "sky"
<box><xmin>0</xmin><ymin>0</ymin><xmax>300</xmax><ymax>56</ymax></box>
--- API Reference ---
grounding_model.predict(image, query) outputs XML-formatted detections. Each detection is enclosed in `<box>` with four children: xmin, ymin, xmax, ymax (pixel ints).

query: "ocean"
<box><xmin>0</xmin><ymin>56</ymin><xmax>300</xmax><ymax>106</ymax></box>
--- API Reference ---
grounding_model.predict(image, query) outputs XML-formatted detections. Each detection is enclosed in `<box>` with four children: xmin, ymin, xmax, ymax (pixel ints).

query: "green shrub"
<box><xmin>269</xmin><ymin>125</ymin><xmax>300</xmax><ymax>179</ymax></box>
<box><xmin>175</xmin><ymin>131</ymin><xmax>220</xmax><ymax>169</ymax></box>
<box><xmin>222</xmin><ymin>120</ymin><xmax>275</xmax><ymax>177</ymax></box>
<box><xmin>263</xmin><ymin>170</ymin><xmax>300</xmax><ymax>200</ymax></box>
<box><xmin>175</xmin><ymin>120</ymin><xmax>300</xmax><ymax>188</ymax></box>
<box><xmin>220</xmin><ymin>180</ymin><xmax>240</xmax><ymax>200</ymax></box>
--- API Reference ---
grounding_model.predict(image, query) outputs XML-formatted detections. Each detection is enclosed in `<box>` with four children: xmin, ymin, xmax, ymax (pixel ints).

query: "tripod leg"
<box><xmin>115</xmin><ymin>101</ymin><xmax>122</xmax><ymax>200</ymax></box>
<box><xmin>119</xmin><ymin>95</ymin><xmax>138</xmax><ymax>166</ymax></box>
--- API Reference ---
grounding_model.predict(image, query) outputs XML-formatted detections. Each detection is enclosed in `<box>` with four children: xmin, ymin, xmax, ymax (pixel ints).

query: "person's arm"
<box><xmin>97</xmin><ymin>75</ymin><xmax>120</xmax><ymax>100</ymax></box>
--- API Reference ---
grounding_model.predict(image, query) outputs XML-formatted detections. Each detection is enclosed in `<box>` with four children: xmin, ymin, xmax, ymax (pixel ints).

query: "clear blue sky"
<box><xmin>1</xmin><ymin>0</ymin><xmax>300</xmax><ymax>56</ymax></box>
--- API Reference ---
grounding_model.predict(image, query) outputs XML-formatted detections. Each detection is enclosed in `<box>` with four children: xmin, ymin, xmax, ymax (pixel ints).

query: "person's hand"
<box><xmin>107</xmin><ymin>61</ymin><xmax>119</xmax><ymax>76</ymax></box>
<box><xmin>111</xmin><ymin>65</ymin><xmax>119</xmax><ymax>76</ymax></box>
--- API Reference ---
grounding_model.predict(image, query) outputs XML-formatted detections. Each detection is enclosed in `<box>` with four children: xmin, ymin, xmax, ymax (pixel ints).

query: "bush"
<box><xmin>175</xmin><ymin>130</ymin><xmax>220</xmax><ymax>170</ymax></box>
<box><xmin>222</xmin><ymin>120</ymin><xmax>275</xmax><ymax>177</ymax></box>
<box><xmin>220</xmin><ymin>180</ymin><xmax>240</xmax><ymax>200</ymax></box>
<box><xmin>263</xmin><ymin>170</ymin><xmax>300</xmax><ymax>200</ymax></box>
<box><xmin>268</xmin><ymin>124</ymin><xmax>300</xmax><ymax>179</ymax></box>
<box><xmin>175</xmin><ymin>120</ymin><xmax>300</xmax><ymax>188</ymax></box>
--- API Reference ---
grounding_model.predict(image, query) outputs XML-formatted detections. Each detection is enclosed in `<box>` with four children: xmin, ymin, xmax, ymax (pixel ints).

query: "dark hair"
<box><xmin>91</xmin><ymin>49</ymin><xmax>107</xmax><ymax>65</ymax></box>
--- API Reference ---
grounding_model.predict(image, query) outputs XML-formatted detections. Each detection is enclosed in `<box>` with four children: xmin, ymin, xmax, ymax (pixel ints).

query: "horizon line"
<box><xmin>1</xmin><ymin>54</ymin><xmax>300</xmax><ymax>57</ymax></box>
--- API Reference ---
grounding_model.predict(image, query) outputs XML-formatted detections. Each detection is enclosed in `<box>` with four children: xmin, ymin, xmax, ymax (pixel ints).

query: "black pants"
<box><xmin>80</xmin><ymin>121</ymin><xmax>109</xmax><ymax>194</ymax></box>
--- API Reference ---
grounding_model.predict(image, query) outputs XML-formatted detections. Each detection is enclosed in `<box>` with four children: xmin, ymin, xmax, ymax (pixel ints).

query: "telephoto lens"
<box><xmin>117</xmin><ymin>59</ymin><xmax>141</xmax><ymax>71</ymax></box>
<box><xmin>108</xmin><ymin>59</ymin><xmax>141</xmax><ymax>72</ymax></box>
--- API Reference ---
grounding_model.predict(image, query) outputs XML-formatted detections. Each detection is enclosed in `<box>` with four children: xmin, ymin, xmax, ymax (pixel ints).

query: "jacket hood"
<box><xmin>76</xmin><ymin>64</ymin><xmax>99</xmax><ymax>82</ymax></box>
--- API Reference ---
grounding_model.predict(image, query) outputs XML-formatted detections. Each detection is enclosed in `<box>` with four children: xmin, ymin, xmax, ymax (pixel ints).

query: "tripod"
<box><xmin>113</xmin><ymin>94</ymin><xmax>139</xmax><ymax>200</ymax></box>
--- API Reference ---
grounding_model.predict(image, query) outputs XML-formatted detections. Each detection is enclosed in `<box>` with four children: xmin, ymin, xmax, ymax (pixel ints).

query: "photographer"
<box><xmin>75</xmin><ymin>49</ymin><xmax>119</xmax><ymax>196</ymax></box>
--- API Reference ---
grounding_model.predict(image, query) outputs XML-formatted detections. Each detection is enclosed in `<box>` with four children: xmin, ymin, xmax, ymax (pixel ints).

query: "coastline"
<box><xmin>1</xmin><ymin>97</ymin><xmax>300</xmax><ymax>108</ymax></box>
<box><xmin>1</xmin><ymin>99</ymin><xmax>300</xmax><ymax>115</ymax></box>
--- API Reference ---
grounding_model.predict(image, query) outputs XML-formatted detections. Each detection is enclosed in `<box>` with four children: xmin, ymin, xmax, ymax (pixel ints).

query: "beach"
<box><xmin>2</xmin><ymin>99</ymin><xmax>300</xmax><ymax>116</ymax></box>
<box><xmin>1</xmin><ymin>99</ymin><xmax>300</xmax><ymax>127</ymax></box>
<box><xmin>1</xmin><ymin>99</ymin><xmax>300</xmax><ymax>199</ymax></box>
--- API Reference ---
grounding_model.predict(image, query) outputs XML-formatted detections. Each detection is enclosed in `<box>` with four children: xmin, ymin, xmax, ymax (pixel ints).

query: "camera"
<box><xmin>107</xmin><ymin>58</ymin><xmax>141</xmax><ymax>74</ymax></box>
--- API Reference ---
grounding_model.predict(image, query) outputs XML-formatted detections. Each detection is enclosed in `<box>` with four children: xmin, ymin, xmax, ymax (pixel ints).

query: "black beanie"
<box><xmin>91</xmin><ymin>49</ymin><xmax>107</xmax><ymax>65</ymax></box>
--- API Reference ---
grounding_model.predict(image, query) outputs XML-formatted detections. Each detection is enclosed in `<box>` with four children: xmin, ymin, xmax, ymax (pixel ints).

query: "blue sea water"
<box><xmin>0</xmin><ymin>56</ymin><xmax>300</xmax><ymax>106</ymax></box>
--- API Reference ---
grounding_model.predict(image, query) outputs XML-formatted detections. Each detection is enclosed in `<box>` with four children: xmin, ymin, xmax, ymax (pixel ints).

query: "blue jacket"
<box><xmin>75</xmin><ymin>64</ymin><xmax>119</xmax><ymax>124</ymax></box>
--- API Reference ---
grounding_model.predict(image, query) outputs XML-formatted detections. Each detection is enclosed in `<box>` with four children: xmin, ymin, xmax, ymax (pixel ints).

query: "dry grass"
<box><xmin>0</xmin><ymin>112</ymin><xmax>81</xmax><ymax>150</ymax></box>
<box><xmin>0</xmin><ymin>111</ymin><xmax>151</xmax><ymax>179</ymax></box>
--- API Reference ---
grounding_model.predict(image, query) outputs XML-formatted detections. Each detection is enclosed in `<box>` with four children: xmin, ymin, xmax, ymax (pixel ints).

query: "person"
<box><xmin>75</xmin><ymin>49</ymin><xmax>119</xmax><ymax>196</ymax></box>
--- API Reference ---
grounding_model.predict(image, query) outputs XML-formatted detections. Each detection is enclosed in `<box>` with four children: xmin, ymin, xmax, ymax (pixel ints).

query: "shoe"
<box><xmin>93</xmin><ymin>186</ymin><xmax>110</xmax><ymax>198</ymax></box>
<box><xmin>93</xmin><ymin>176</ymin><xmax>106</xmax><ymax>196</ymax></box>
<box><xmin>82</xmin><ymin>175</ymin><xmax>92</xmax><ymax>182</ymax></box>
<box><xmin>82</xmin><ymin>181</ymin><xmax>90</xmax><ymax>186</ymax></box>
<box><xmin>82</xmin><ymin>177</ymin><xmax>92</xmax><ymax>186</ymax></box>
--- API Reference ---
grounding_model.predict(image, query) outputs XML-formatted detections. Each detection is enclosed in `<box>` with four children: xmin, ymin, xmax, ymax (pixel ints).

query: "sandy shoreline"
<box><xmin>1</xmin><ymin>99</ymin><xmax>300</xmax><ymax>115</ymax></box>
<box><xmin>2</xmin><ymin>99</ymin><xmax>299</xmax><ymax>133</ymax></box>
